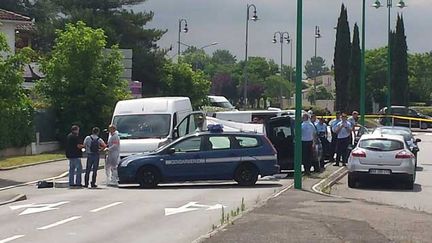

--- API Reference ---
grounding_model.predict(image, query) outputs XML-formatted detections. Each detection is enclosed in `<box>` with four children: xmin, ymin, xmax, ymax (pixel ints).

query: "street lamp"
<box><xmin>313</xmin><ymin>25</ymin><xmax>322</xmax><ymax>105</ymax></box>
<box><xmin>360</xmin><ymin>0</ymin><xmax>366</xmax><ymax>126</ymax></box>
<box><xmin>243</xmin><ymin>3</ymin><xmax>259</xmax><ymax>106</ymax></box>
<box><xmin>178</xmin><ymin>18</ymin><xmax>189</xmax><ymax>58</ymax></box>
<box><xmin>272</xmin><ymin>31</ymin><xmax>290</xmax><ymax>102</ymax></box>
<box><xmin>373</xmin><ymin>0</ymin><xmax>406</xmax><ymax>121</ymax></box>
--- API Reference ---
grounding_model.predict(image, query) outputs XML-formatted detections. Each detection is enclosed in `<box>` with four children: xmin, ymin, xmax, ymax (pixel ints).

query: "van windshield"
<box><xmin>113</xmin><ymin>114</ymin><xmax>171</xmax><ymax>139</ymax></box>
<box><xmin>211</xmin><ymin>101</ymin><xmax>234</xmax><ymax>109</ymax></box>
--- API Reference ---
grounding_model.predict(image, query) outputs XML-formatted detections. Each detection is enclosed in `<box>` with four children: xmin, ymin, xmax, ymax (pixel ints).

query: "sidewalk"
<box><xmin>202</xmin><ymin>165</ymin><xmax>432</xmax><ymax>243</ymax></box>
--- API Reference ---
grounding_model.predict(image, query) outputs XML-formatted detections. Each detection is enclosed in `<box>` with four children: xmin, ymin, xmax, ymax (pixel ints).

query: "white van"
<box><xmin>112</xmin><ymin>97</ymin><xmax>195</xmax><ymax>157</ymax></box>
<box><xmin>208</xmin><ymin>95</ymin><xmax>236</xmax><ymax>110</ymax></box>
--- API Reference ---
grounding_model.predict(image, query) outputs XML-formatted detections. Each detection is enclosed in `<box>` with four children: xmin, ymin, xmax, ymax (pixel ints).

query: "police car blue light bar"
<box><xmin>207</xmin><ymin>124</ymin><xmax>224</xmax><ymax>133</ymax></box>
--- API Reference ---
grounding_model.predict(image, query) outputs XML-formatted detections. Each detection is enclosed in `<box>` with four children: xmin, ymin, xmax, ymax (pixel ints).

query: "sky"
<box><xmin>132</xmin><ymin>0</ymin><xmax>431</xmax><ymax>69</ymax></box>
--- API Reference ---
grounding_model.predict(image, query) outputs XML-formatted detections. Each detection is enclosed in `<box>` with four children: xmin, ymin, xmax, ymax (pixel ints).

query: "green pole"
<box><xmin>386</xmin><ymin>1</ymin><xmax>392</xmax><ymax>124</ymax></box>
<box><xmin>294</xmin><ymin>0</ymin><xmax>303</xmax><ymax>189</ymax></box>
<box><xmin>360</xmin><ymin>0</ymin><xmax>366</xmax><ymax>126</ymax></box>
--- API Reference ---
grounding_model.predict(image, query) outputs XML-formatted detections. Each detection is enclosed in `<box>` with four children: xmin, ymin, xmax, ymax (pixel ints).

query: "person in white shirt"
<box><xmin>301</xmin><ymin>113</ymin><xmax>317</xmax><ymax>174</ymax></box>
<box><xmin>332</xmin><ymin>113</ymin><xmax>353</xmax><ymax>166</ymax></box>
<box><xmin>105</xmin><ymin>124</ymin><xmax>120</xmax><ymax>186</ymax></box>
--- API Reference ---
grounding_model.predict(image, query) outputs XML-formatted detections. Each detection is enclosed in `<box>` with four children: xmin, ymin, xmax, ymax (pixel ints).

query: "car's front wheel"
<box><xmin>347</xmin><ymin>173</ymin><xmax>357</xmax><ymax>188</ymax></box>
<box><xmin>137</xmin><ymin>166</ymin><xmax>160</xmax><ymax>188</ymax></box>
<box><xmin>234</xmin><ymin>163</ymin><xmax>259</xmax><ymax>186</ymax></box>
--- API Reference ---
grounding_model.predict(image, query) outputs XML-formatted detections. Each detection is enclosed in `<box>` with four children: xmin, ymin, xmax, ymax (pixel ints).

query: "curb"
<box><xmin>312</xmin><ymin>166</ymin><xmax>348</xmax><ymax>197</ymax></box>
<box><xmin>0</xmin><ymin>158</ymin><xmax>66</xmax><ymax>171</ymax></box>
<box><xmin>0</xmin><ymin>194</ymin><xmax>27</xmax><ymax>206</ymax></box>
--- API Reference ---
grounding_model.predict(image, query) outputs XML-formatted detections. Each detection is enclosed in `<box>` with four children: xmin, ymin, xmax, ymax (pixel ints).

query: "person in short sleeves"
<box><xmin>333</xmin><ymin>113</ymin><xmax>353</xmax><ymax>166</ymax></box>
<box><xmin>301</xmin><ymin>113</ymin><xmax>316</xmax><ymax>175</ymax></box>
<box><xmin>315</xmin><ymin>117</ymin><xmax>329</xmax><ymax>167</ymax></box>
<box><xmin>329</xmin><ymin>111</ymin><xmax>341</xmax><ymax>164</ymax></box>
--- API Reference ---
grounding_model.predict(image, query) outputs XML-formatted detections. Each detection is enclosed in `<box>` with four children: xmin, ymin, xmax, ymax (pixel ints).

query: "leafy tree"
<box><xmin>212</xmin><ymin>49</ymin><xmax>236</xmax><ymax>65</ymax></box>
<box><xmin>348</xmin><ymin>23</ymin><xmax>361</xmax><ymax>112</ymax></box>
<box><xmin>159</xmin><ymin>61</ymin><xmax>211</xmax><ymax>108</ymax></box>
<box><xmin>0</xmin><ymin>34</ymin><xmax>34</xmax><ymax>149</ymax></box>
<box><xmin>37</xmin><ymin>22</ymin><xmax>130</xmax><ymax>137</ymax></box>
<box><xmin>264</xmin><ymin>75</ymin><xmax>293</xmax><ymax>103</ymax></box>
<box><xmin>391</xmin><ymin>14</ymin><xmax>408</xmax><ymax>106</ymax></box>
<box><xmin>304</xmin><ymin>56</ymin><xmax>329</xmax><ymax>78</ymax></box>
<box><xmin>281</xmin><ymin>64</ymin><xmax>296</xmax><ymax>82</ymax></box>
<box><xmin>210</xmin><ymin>73</ymin><xmax>237</xmax><ymax>101</ymax></box>
<box><xmin>334</xmin><ymin>4</ymin><xmax>351</xmax><ymax>112</ymax></box>
<box><xmin>408</xmin><ymin>53</ymin><xmax>432</xmax><ymax>103</ymax></box>
<box><xmin>182</xmin><ymin>47</ymin><xmax>212</xmax><ymax>72</ymax></box>
<box><xmin>365</xmin><ymin>47</ymin><xmax>387</xmax><ymax>111</ymax></box>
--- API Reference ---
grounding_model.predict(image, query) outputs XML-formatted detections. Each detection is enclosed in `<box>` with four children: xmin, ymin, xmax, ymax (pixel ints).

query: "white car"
<box><xmin>347</xmin><ymin>134</ymin><xmax>416</xmax><ymax>189</ymax></box>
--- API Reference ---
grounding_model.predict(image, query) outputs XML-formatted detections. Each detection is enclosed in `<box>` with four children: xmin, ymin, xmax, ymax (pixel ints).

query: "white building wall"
<box><xmin>0</xmin><ymin>21</ymin><xmax>17</xmax><ymax>54</ymax></box>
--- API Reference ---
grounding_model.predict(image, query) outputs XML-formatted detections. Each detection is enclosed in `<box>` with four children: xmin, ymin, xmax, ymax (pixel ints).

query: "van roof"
<box><xmin>113</xmin><ymin>97</ymin><xmax>191</xmax><ymax>115</ymax></box>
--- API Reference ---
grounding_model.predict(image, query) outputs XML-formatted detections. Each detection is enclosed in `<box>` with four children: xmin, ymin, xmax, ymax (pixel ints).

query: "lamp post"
<box><xmin>178</xmin><ymin>19</ymin><xmax>189</xmax><ymax>59</ymax></box>
<box><xmin>273</xmin><ymin>31</ymin><xmax>290</xmax><ymax>102</ymax></box>
<box><xmin>294</xmin><ymin>0</ymin><xmax>303</xmax><ymax>190</ymax></box>
<box><xmin>243</xmin><ymin>4</ymin><xmax>259</xmax><ymax>106</ymax></box>
<box><xmin>360</xmin><ymin>0</ymin><xmax>366</xmax><ymax>126</ymax></box>
<box><xmin>313</xmin><ymin>25</ymin><xmax>321</xmax><ymax>105</ymax></box>
<box><xmin>373</xmin><ymin>0</ymin><xmax>406</xmax><ymax>122</ymax></box>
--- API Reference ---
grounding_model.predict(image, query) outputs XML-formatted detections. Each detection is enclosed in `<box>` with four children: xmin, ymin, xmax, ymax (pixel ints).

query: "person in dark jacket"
<box><xmin>65</xmin><ymin>125</ymin><xmax>84</xmax><ymax>188</ymax></box>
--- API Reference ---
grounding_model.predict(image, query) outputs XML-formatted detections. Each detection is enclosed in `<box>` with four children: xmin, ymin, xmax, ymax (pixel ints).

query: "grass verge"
<box><xmin>0</xmin><ymin>153</ymin><xmax>65</xmax><ymax>169</ymax></box>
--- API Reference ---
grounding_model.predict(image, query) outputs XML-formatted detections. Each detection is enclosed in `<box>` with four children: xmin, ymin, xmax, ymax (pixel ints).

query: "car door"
<box><xmin>203</xmin><ymin>135</ymin><xmax>239</xmax><ymax>180</ymax></box>
<box><xmin>172</xmin><ymin>111</ymin><xmax>206</xmax><ymax>140</ymax></box>
<box><xmin>160</xmin><ymin>136</ymin><xmax>207</xmax><ymax>181</ymax></box>
<box><xmin>265</xmin><ymin>116</ymin><xmax>294</xmax><ymax>170</ymax></box>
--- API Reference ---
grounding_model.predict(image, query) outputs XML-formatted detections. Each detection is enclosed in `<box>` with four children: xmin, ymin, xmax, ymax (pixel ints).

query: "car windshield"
<box><xmin>375</xmin><ymin>129</ymin><xmax>411</xmax><ymax>141</ymax></box>
<box><xmin>359</xmin><ymin>138</ymin><xmax>404</xmax><ymax>151</ymax></box>
<box><xmin>113</xmin><ymin>114</ymin><xmax>171</xmax><ymax>139</ymax></box>
<box><xmin>211</xmin><ymin>101</ymin><xmax>234</xmax><ymax>109</ymax></box>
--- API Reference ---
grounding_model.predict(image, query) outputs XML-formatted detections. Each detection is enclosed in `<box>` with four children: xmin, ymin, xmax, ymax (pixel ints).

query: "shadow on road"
<box><xmin>0</xmin><ymin>179</ymin><xmax>25</xmax><ymax>189</ymax></box>
<box><xmin>355</xmin><ymin>180</ymin><xmax>422</xmax><ymax>193</ymax></box>
<box><xmin>119</xmin><ymin>182</ymin><xmax>284</xmax><ymax>190</ymax></box>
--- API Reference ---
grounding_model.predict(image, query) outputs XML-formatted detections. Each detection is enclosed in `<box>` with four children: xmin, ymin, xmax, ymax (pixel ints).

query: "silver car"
<box><xmin>347</xmin><ymin>134</ymin><xmax>416</xmax><ymax>189</ymax></box>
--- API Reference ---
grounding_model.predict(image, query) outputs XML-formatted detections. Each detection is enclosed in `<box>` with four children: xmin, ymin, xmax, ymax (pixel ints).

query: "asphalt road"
<box><xmin>0</xmin><ymin>171</ymin><xmax>292</xmax><ymax>243</ymax></box>
<box><xmin>332</xmin><ymin>132</ymin><xmax>432</xmax><ymax>213</ymax></box>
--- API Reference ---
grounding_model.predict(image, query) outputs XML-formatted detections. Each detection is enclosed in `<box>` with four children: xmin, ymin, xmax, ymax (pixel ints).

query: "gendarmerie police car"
<box><xmin>118</xmin><ymin>124</ymin><xmax>280</xmax><ymax>188</ymax></box>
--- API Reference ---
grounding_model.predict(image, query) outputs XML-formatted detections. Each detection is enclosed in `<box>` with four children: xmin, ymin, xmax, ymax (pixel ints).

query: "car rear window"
<box><xmin>235</xmin><ymin>136</ymin><xmax>259</xmax><ymax>148</ymax></box>
<box><xmin>359</xmin><ymin>139</ymin><xmax>404</xmax><ymax>151</ymax></box>
<box><xmin>376</xmin><ymin>129</ymin><xmax>411</xmax><ymax>141</ymax></box>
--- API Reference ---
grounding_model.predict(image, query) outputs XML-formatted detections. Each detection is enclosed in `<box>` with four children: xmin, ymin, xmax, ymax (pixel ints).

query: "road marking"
<box><xmin>90</xmin><ymin>202</ymin><xmax>123</xmax><ymax>213</ymax></box>
<box><xmin>165</xmin><ymin>202</ymin><xmax>226</xmax><ymax>216</ymax></box>
<box><xmin>10</xmin><ymin>201</ymin><xmax>69</xmax><ymax>215</ymax></box>
<box><xmin>37</xmin><ymin>216</ymin><xmax>81</xmax><ymax>230</ymax></box>
<box><xmin>0</xmin><ymin>235</ymin><xmax>25</xmax><ymax>243</ymax></box>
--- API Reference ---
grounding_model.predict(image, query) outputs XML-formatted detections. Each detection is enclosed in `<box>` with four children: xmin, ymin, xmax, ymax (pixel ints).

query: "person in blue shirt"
<box><xmin>332</xmin><ymin>112</ymin><xmax>353</xmax><ymax>166</ymax></box>
<box><xmin>329</xmin><ymin>111</ymin><xmax>341</xmax><ymax>164</ymax></box>
<box><xmin>301</xmin><ymin>113</ymin><xmax>317</xmax><ymax>174</ymax></box>
<box><xmin>315</xmin><ymin>117</ymin><xmax>329</xmax><ymax>167</ymax></box>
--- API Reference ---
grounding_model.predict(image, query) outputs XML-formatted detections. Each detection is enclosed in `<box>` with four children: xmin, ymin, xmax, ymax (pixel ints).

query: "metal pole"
<box><xmin>290</xmin><ymin>39</ymin><xmax>293</xmax><ymax>82</ymax></box>
<box><xmin>178</xmin><ymin>20</ymin><xmax>181</xmax><ymax>58</ymax></box>
<box><xmin>386</xmin><ymin>0</ymin><xmax>392</xmax><ymax>123</ymax></box>
<box><xmin>360</xmin><ymin>0</ymin><xmax>366</xmax><ymax>126</ymax></box>
<box><xmin>280</xmin><ymin>36</ymin><xmax>284</xmax><ymax>101</ymax></box>
<box><xmin>243</xmin><ymin>5</ymin><xmax>251</xmax><ymax>106</ymax></box>
<box><xmin>294</xmin><ymin>0</ymin><xmax>303</xmax><ymax>190</ymax></box>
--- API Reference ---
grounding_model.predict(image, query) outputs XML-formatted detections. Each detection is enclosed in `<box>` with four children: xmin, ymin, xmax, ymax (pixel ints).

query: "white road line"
<box><xmin>0</xmin><ymin>235</ymin><xmax>25</xmax><ymax>243</ymax></box>
<box><xmin>37</xmin><ymin>216</ymin><xmax>81</xmax><ymax>230</ymax></box>
<box><xmin>90</xmin><ymin>202</ymin><xmax>123</xmax><ymax>213</ymax></box>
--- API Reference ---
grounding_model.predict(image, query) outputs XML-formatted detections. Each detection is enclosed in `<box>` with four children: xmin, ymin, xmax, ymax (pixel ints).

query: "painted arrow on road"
<box><xmin>10</xmin><ymin>201</ymin><xmax>70</xmax><ymax>215</ymax></box>
<box><xmin>164</xmin><ymin>202</ymin><xmax>226</xmax><ymax>216</ymax></box>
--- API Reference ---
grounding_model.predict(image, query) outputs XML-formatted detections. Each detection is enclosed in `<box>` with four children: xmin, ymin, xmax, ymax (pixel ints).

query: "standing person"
<box><xmin>348</xmin><ymin>111</ymin><xmax>359</xmax><ymax>127</ymax></box>
<box><xmin>315</xmin><ymin>117</ymin><xmax>329</xmax><ymax>168</ymax></box>
<box><xmin>105</xmin><ymin>124</ymin><xmax>120</xmax><ymax>186</ymax></box>
<box><xmin>65</xmin><ymin>125</ymin><xmax>84</xmax><ymax>188</ymax></box>
<box><xmin>83</xmin><ymin>127</ymin><xmax>106</xmax><ymax>188</ymax></box>
<box><xmin>301</xmin><ymin>113</ymin><xmax>316</xmax><ymax>175</ymax></box>
<box><xmin>333</xmin><ymin>113</ymin><xmax>353</xmax><ymax>166</ymax></box>
<box><xmin>329</xmin><ymin>111</ymin><xmax>341</xmax><ymax>164</ymax></box>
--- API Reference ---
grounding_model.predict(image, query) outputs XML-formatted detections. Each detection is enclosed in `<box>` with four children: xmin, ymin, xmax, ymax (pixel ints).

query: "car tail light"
<box><xmin>351</xmin><ymin>149</ymin><xmax>366</xmax><ymax>158</ymax></box>
<box><xmin>395</xmin><ymin>150</ymin><xmax>414</xmax><ymax>159</ymax></box>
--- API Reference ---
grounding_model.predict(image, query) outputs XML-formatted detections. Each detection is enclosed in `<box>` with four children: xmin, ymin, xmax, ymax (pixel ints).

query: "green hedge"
<box><xmin>0</xmin><ymin>104</ymin><xmax>34</xmax><ymax>150</ymax></box>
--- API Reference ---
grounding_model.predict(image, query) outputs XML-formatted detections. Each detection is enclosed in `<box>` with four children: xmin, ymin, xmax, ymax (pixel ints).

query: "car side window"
<box><xmin>208</xmin><ymin>136</ymin><xmax>231</xmax><ymax>150</ymax></box>
<box><xmin>408</xmin><ymin>109</ymin><xmax>417</xmax><ymax>116</ymax></box>
<box><xmin>172</xmin><ymin>137</ymin><xmax>201</xmax><ymax>152</ymax></box>
<box><xmin>235</xmin><ymin>136</ymin><xmax>259</xmax><ymax>148</ymax></box>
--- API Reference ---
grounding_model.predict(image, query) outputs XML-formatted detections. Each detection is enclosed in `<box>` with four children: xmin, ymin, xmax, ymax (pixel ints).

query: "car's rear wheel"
<box><xmin>347</xmin><ymin>173</ymin><xmax>357</xmax><ymax>188</ymax></box>
<box><xmin>138</xmin><ymin>166</ymin><xmax>160</xmax><ymax>188</ymax></box>
<box><xmin>234</xmin><ymin>163</ymin><xmax>259</xmax><ymax>186</ymax></box>
<box><xmin>420</xmin><ymin>122</ymin><xmax>428</xmax><ymax>129</ymax></box>
<box><xmin>404</xmin><ymin>175</ymin><xmax>414</xmax><ymax>190</ymax></box>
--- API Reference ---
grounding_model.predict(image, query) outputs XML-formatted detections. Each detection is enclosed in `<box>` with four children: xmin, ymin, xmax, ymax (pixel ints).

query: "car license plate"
<box><xmin>369</xmin><ymin>169</ymin><xmax>391</xmax><ymax>175</ymax></box>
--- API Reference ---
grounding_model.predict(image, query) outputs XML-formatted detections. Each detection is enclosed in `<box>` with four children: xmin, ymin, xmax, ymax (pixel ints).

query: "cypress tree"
<box><xmin>348</xmin><ymin>23</ymin><xmax>361</xmax><ymax>112</ymax></box>
<box><xmin>392</xmin><ymin>14</ymin><xmax>408</xmax><ymax>106</ymax></box>
<box><xmin>334</xmin><ymin>4</ymin><xmax>351</xmax><ymax>112</ymax></box>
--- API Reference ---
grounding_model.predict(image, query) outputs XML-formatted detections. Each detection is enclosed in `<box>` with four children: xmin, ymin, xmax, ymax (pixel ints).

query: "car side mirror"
<box><xmin>167</xmin><ymin>147</ymin><xmax>176</xmax><ymax>155</ymax></box>
<box><xmin>415</xmin><ymin>138</ymin><xmax>421</xmax><ymax>143</ymax></box>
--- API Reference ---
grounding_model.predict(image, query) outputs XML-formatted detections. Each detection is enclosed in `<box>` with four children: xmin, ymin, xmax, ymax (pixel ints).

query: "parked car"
<box><xmin>373</xmin><ymin>126</ymin><xmax>421</xmax><ymax>167</ymax></box>
<box><xmin>118</xmin><ymin>126</ymin><xmax>280</xmax><ymax>188</ymax></box>
<box><xmin>347</xmin><ymin>134</ymin><xmax>416</xmax><ymax>189</ymax></box>
<box><xmin>378</xmin><ymin>106</ymin><xmax>432</xmax><ymax>129</ymax></box>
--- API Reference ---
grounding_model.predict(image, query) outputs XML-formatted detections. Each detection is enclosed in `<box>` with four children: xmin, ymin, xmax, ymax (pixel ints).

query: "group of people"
<box><xmin>301</xmin><ymin>110</ymin><xmax>359</xmax><ymax>174</ymax></box>
<box><xmin>65</xmin><ymin>124</ymin><xmax>121</xmax><ymax>188</ymax></box>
